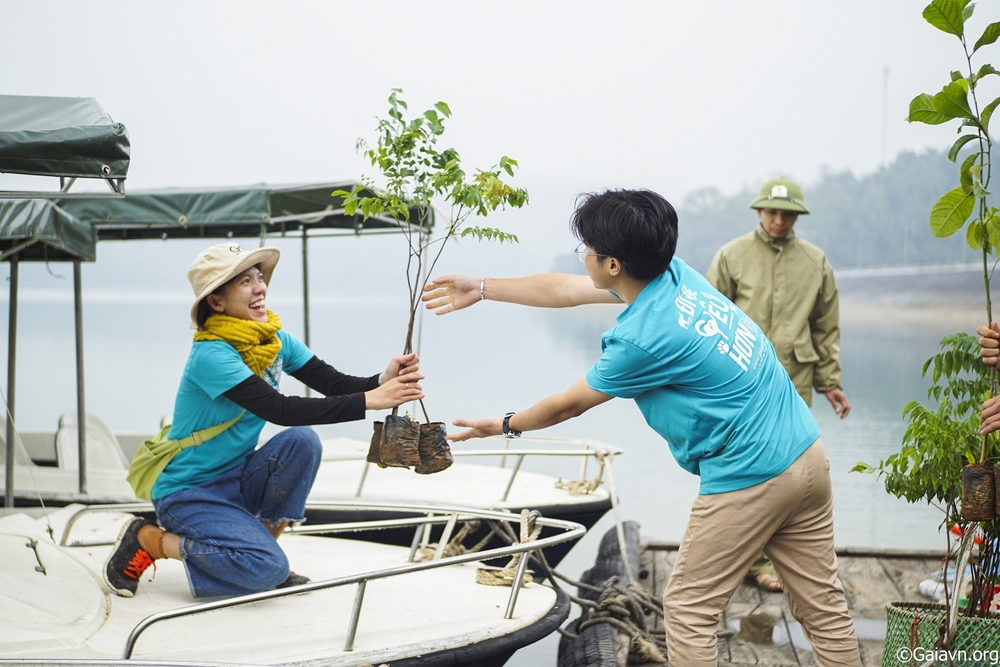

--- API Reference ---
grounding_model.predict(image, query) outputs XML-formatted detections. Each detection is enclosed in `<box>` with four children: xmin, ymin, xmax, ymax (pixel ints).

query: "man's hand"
<box><xmin>379</xmin><ymin>353</ymin><xmax>420</xmax><ymax>386</ymax></box>
<box><xmin>978</xmin><ymin>321</ymin><xmax>1000</xmax><ymax>367</ymax></box>
<box><xmin>982</xmin><ymin>396</ymin><xmax>1000</xmax><ymax>435</ymax></box>
<box><xmin>824</xmin><ymin>389</ymin><xmax>851</xmax><ymax>419</ymax></box>
<box><xmin>447</xmin><ymin>416</ymin><xmax>503</xmax><ymax>442</ymax></box>
<box><xmin>365</xmin><ymin>374</ymin><xmax>425</xmax><ymax>410</ymax></box>
<box><xmin>422</xmin><ymin>275</ymin><xmax>481</xmax><ymax>315</ymax></box>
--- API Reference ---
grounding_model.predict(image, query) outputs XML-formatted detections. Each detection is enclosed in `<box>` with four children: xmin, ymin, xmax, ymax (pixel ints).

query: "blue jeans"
<box><xmin>153</xmin><ymin>427</ymin><xmax>322</xmax><ymax>598</ymax></box>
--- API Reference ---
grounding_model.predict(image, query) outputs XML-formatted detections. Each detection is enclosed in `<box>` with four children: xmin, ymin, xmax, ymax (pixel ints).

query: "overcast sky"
<box><xmin>0</xmin><ymin>0</ymin><xmax>990</xmax><ymax>263</ymax></box>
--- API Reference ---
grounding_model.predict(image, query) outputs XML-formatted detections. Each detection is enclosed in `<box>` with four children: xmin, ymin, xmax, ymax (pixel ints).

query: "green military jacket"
<box><xmin>706</xmin><ymin>225</ymin><xmax>842</xmax><ymax>406</ymax></box>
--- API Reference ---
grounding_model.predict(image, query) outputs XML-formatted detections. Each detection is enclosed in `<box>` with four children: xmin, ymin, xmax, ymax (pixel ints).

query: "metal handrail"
<box><xmin>109</xmin><ymin>503</ymin><xmax>583</xmax><ymax>659</ymax></box>
<box><xmin>59</xmin><ymin>502</ymin><xmax>153</xmax><ymax>546</ymax></box>
<box><xmin>352</xmin><ymin>435</ymin><xmax>623</xmax><ymax>499</ymax></box>
<box><xmin>54</xmin><ymin>502</ymin><xmax>583</xmax><ymax>657</ymax></box>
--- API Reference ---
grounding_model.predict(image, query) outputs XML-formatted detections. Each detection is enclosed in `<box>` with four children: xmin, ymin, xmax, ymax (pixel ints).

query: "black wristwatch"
<box><xmin>502</xmin><ymin>412</ymin><xmax>522</xmax><ymax>438</ymax></box>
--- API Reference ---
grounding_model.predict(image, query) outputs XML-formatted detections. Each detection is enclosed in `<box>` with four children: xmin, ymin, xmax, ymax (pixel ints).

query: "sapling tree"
<box><xmin>334</xmin><ymin>90</ymin><xmax>528</xmax><ymax>472</ymax></box>
<box><xmin>854</xmin><ymin>0</ymin><xmax>1000</xmax><ymax>631</ymax></box>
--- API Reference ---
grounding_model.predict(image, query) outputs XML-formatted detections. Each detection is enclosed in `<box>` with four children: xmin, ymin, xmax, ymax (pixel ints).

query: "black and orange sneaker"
<box><xmin>274</xmin><ymin>572</ymin><xmax>311</xmax><ymax>589</ymax></box>
<box><xmin>103</xmin><ymin>516</ymin><xmax>156</xmax><ymax>597</ymax></box>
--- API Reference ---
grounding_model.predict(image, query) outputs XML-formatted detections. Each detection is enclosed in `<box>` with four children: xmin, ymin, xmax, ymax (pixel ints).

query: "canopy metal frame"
<box><xmin>0</xmin><ymin>175</ymin><xmax>125</xmax><ymax>200</ymax></box>
<box><xmin>3</xmin><ymin>251</ymin><xmax>90</xmax><ymax>508</ymax></box>
<box><xmin>0</xmin><ymin>200</ymin><xmax>98</xmax><ymax>507</ymax></box>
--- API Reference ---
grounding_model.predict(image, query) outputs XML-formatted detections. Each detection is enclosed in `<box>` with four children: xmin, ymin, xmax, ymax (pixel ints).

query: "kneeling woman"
<box><xmin>104</xmin><ymin>243</ymin><xmax>423</xmax><ymax>598</ymax></box>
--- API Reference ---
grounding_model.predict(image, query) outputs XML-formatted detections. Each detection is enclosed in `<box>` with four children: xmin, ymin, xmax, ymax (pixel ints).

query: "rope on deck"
<box><xmin>413</xmin><ymin>519</ymin><xmax>495</xmax><ymax>562</ymax></box>
<box><xmin>555</xmin><ymin>450</ymin><xmax>606</xmax><ymax>496</ymax></box>
<box><xmin>475</xmin><ymin>509</ymin><xmax>541</xmax><ymax>586</ymax></box>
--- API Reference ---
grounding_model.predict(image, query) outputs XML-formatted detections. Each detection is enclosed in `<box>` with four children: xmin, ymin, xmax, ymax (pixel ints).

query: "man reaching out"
<box><xmin>422</xmin><ymin>189</ymin><xmax>860</xmax><ymax>667</ymax></box>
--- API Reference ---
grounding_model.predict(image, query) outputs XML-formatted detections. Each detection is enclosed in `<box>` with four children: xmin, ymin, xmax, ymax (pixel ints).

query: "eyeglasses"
<box><xmin>575</xmin><ymin>243</ymin><xmax>604</xmax><ymax>262</ymax></box>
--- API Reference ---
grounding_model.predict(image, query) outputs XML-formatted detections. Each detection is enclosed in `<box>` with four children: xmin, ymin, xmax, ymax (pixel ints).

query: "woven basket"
<box><xmin>883</xmin><ymin>601</ymin><xmax>1000</xmax><ymax>666</ymax></box>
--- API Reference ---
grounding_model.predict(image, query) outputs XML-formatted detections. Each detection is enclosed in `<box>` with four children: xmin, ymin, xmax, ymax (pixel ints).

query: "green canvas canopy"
<box><xmin>58</xmin><ymin>182</ymin><xmax>430</xmax><ymax>240</ymax></box>
<box><xmin>0</xmin><ymin>95</ymin><xmax>129</xmax><ymax>199</ymax></box>
<box><xmin>0</xmin><ymin>199</ymin><xmax>95</xmax><ymax>262</ymax></box>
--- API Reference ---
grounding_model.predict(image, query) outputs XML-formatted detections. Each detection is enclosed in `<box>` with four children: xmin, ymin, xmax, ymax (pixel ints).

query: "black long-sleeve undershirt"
<box><xmin>222</xmin><ymin>355</ymin><xmax>380</xmax><ymax>426</ymax></box>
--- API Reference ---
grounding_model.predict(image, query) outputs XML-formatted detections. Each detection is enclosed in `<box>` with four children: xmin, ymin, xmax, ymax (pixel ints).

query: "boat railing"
<box><xmin>55</xmin><ymin>501</ymin><xmax>585</xmax><ymax>659</ymax></box>
<box><xmin>354</xmin><ymin>434</ymin><xmax>624</xmax><ymax>502</ymax></box>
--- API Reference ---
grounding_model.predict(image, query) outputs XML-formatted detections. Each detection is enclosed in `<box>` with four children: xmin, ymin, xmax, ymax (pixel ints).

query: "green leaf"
<box><xmin>908</xmin><ymin>93</ymin><xmax>951</xmax><ymax>125</ymax></box>
<box><xmin>977</xmin><ymin>64</ymin><xmax>999</xmax><ymax>81</ymax></box>
<box><xmin>986</xmin><ymin>207</ymin><xmax>1000</xmax><ymax>248</ymax></box>
<box><xmin>932</xmin><ymin>80</ymin><xmax>974</xmax><ymax>121</ymax></box>
<box><xmin>460</xmin><ymin>226</ymin><xmax>520</xmax><ymax>244</ymax></box>
<box><xmin>930</xmin><ymin>186</ymin><xmax>976</xmax><ymax>237</ymax></box>
<box><xmin>951</xmin><ymin>70</ymin><xmax>965</xmax><ymax>82</ymax></box>
<box><xmin>975</xmin><ymin>21</ymin><xmax>1000</xmax><ymax>52</ymax></box>
<box><xmin>964</xmin><ymin>2</ymin><xmax>975</xmax><ymax>23</ymax></box>
<box><xmin>850</xmin><ymin>462</ymin><xmax>875</xmax><ymax>474</ymax></box>
<box><xmin>971</xmin><ymin>163</ymin><xmax>991</xmax><ymax>198</ymax></box>
<box><xmin>434</xmin><ymin>101</ymin><xmax>452</xmax><ymax>118</ymax></box>
<box><xmin>923</xmin><ymin>0</ymin><xmax>968</xmax><ymax>37</ymax></box>
<box><xmin>982</xmin><ymin>96</ymin><xmax>1000</xmax><ymax>133</ymax></box>
<box><xmin>961</xmin><ymin>152</ymin><xmax>978</xmax><ymax>191</ymax></box>
<box><xmin>967</xmin><ymin>220</ymin><xmax>987</xmax><ymax>249</ymax></box>
<box><xmin>949</xmin><ymin>134</ymin><xmax>978</xmax><ymax>161</ymax></box>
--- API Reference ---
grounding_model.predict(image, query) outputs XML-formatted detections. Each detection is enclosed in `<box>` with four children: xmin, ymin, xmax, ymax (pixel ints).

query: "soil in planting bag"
<box><xmin>367</xmin><ymin>422</ymin><xmax>387</xmax><ymax>468</ymax></box>
<box><xmin>993</xmin><ymin>462</ymin><xmax>1000</xmax><ymax>518</ymax></box>
<box><xmin>962</xmin><ymin>462</ymin><xmax>996</xmax><ymax>521</ymax></box>
<box><xmin>378</xmin><ymin>413</ymin><xmax>421</xmax><ymax>468</ymax></box>
<box><xmin>415</xmin><ymin>421</ymin><xmax>453</xmax><ymax>475</ymax></box>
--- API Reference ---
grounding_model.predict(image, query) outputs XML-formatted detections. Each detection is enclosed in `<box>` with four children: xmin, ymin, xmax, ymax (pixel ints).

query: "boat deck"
<box><xmin>636</xmin><ymin>542</ymin><xmax>946</xmax><ymax>666</ymax></box>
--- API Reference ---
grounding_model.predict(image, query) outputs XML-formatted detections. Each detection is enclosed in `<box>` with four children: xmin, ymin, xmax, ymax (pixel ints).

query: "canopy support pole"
<box><xmin>301</xmin><ymin>227</ymin><xmax>311</xmax><ymax>398</ymax></box>
<box><xmin>5</xmin><ymin>255</ymin><xmax>17</xmax><ymax>508</ymax></box>
<box><xmin>74</xmin><ymin>261</ymin><xmax>87</xmax><ymax>495</ymax></box>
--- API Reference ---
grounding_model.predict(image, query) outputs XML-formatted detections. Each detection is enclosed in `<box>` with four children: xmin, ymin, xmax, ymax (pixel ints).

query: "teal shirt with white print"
<box><xmin>152</xmin><ymin>330</ymin><xmax>314</xmax><ymax>500</ymax></box>
<box><xmin>585</xmin><ymin>257</ymin><xmax>820</xmax><ymax>494</ymax></box>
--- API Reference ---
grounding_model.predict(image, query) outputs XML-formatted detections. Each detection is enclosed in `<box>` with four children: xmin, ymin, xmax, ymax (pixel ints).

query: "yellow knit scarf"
<box><xmin>194</xmin><ymin>310</ymin><xmax>283</xmax><ymax>376</ymax></box>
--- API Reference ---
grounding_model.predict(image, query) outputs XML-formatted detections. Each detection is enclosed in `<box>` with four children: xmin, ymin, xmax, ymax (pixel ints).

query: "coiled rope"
<box><xmin>475</xmin><ymin>509</ymin><xmax>542</xmax><ymax>586</ymax></box>
<box><xmin>554</xmin><ymin>451</ymin><xmax>606</xmax><ymax>496</ymax></box>
<box><xmin>414</xmin><ymin>450</ymin><xmax>667</xmax><ymax>664</ymax></box>
<box><xmin>575</xmin><ymin>576</ymin><xmax>667</xmax><ymax>663</ymax></box>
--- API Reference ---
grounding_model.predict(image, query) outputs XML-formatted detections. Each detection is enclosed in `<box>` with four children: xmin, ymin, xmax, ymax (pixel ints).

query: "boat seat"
<box><xmin>0</xmin><ymin>414</ymin><xmax>33</xmax><ymax>467</ymax></box>
<box><xmin>55</xmin><ymin>413</ymin><xmax>130</xmax><ymax>471</ymax></box>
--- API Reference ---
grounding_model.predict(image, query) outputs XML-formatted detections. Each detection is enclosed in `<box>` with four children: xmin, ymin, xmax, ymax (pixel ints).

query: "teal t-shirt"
<box><xmin>585</xmin><ymin>257</ymin><xmax>820</xmax><ymax>495</ymax></box>
<box><xmin>152</xmin><ymin>329</ymin><xmax>314</xmax><ymax>499</ymax></box>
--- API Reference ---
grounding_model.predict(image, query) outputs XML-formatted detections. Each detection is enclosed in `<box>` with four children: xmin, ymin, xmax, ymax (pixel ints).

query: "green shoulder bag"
<box><xmin>126</xmin><ymin>411</ymin><xmax>245</xmax><ymax>502</ymax></box>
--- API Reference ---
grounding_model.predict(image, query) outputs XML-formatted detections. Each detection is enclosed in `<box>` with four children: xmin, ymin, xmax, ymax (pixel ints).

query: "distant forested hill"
<box><xmin>674</xmin><ymin>149</ymin><xmax>974</xmax><ymax>275</ymax></box>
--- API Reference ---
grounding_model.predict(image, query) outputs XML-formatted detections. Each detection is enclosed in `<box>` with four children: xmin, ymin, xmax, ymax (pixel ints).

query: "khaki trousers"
<box><xmin>662</xmin><ymin>439</ymin><xmax>861</xmax><ymax>667</ymax></box>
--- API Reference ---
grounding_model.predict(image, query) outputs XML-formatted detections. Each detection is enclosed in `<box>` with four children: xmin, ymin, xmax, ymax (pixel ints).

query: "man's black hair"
<box><xmin>570</xmin><ymin>189</ymin><xmax>678</xmax><ymax>280</ymax></box>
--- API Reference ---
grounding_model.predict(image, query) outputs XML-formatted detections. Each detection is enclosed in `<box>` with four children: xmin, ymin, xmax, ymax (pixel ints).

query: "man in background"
<box><xmin>707</xmin><ymin>176</ymin><xmax>851</xmax><ymax>592</ymax></box>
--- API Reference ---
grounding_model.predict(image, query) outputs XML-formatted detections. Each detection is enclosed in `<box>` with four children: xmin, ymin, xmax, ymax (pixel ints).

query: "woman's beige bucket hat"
<box><xmin>188</xmin><ymin>243</ymin><xmax>280</xmax><ymax>328</ymax></box>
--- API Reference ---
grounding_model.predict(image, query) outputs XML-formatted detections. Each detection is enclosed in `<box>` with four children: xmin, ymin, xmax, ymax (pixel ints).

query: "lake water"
<box><xmin>0</xmin><ymin>241</ymin><xmax>987</xmax><ymax>665</ymax></box>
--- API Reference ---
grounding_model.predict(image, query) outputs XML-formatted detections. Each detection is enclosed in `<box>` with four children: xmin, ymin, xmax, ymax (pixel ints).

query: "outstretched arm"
<box><xmin>447</xmin><ymin>376</ymin><xmax>613</xmax><ymax>441</ymax></box>
<box><xmin>422</xmin><ymin>273</ymin><xmax>622</xmax><ymax>315</ymax></box>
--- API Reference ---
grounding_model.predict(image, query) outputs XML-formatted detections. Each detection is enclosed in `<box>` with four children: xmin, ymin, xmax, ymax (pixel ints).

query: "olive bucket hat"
<box><xmin>749</xmin><ymin>177</ymin><xmax>811</xmax><ymax>215</ymax></box>
<box><xmin>188</xmin><ymin>242</ymin><xmax>280</xmax><ymax>328</ymax></box>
